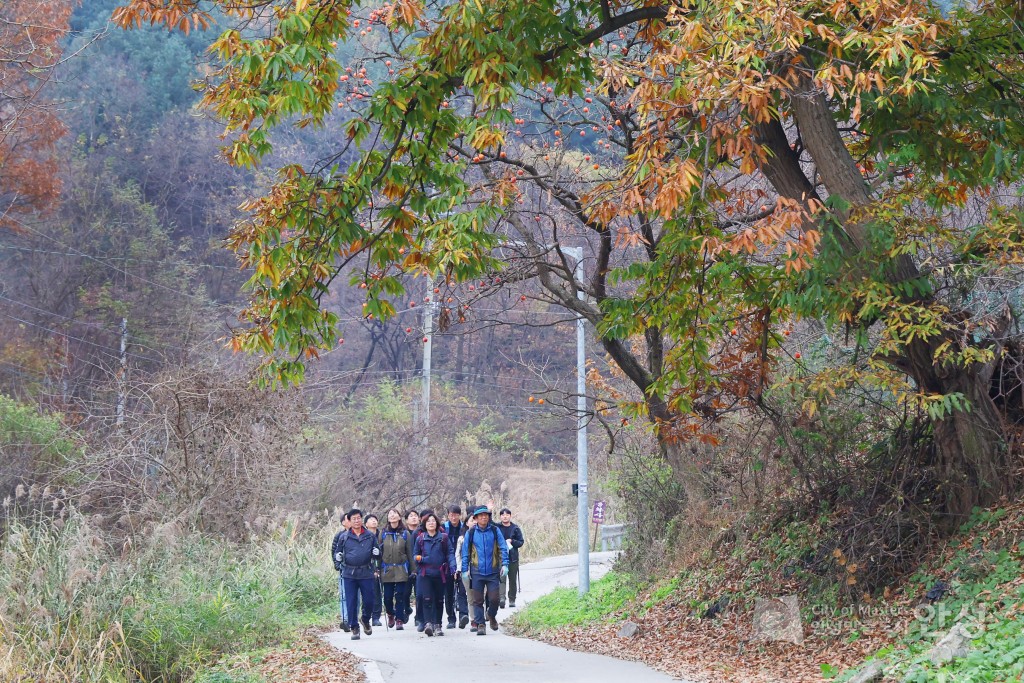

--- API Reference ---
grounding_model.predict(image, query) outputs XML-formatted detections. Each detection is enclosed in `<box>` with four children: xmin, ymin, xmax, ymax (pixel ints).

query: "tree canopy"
<box><xmin>115</xmin><ymin>0</ymin><xmax>1024</xmax><ymax>522</ymax></box>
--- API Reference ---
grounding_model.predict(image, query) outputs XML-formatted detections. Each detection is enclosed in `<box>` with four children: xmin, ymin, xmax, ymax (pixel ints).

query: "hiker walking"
<box><xmin>461</xmin><ymin>505</ymin><xmax>509</xmax><ymax>635</ymax></box>
<box><xmin>337</xmin><ymin>508</ymin><xmax>381</xmax><ymax>640</ymax></box>
<box><xmin>455</xmin><ymin>512</ymin><xmax>478</xmax><ymax>631</ymax></box>
<box><xmin>331</xmin><ymin>511</ymin><xmax>352</xmax><ymax>632</ymax></box>
<box><xmin>497</xmin><ymin>507</ymin><xmax>525</xmax><ymax>608</ymax></box>
<box><xmin>379</xmin><ymin>509</ymin><xmax>415</xmax><ymax>630</ymax></box>
<box><xmin>365</xmin><ymin>513</ymin><xmax>383</xmax><ymax>626</ymax></box>
<box><xmin>404</xmin><ymin>509</ymin><xmax>421</xmax><ymax>628</ymax></box>
<box><xmin>442</xmin><ymin>504</ymin><xmax>470</xmax><ymax>629</ymax></box>
<box><xmin>414</xmin><ymin>512</ymin><xmax>456</xmax><ymax>637</ymax></box>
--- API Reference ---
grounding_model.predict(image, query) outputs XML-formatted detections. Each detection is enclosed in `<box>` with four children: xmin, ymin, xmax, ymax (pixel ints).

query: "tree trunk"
<box><xmin>780</xmin><ymin>81</ymin><xmax>1016</xmax><ymax>527</ymax></box>
<box><xmin>903</xmin><ymin>336</ymin><xmax>1014</xmax><ymax>529</ymax></box>
<box><xmin>647</xmin><ymin>394</ymin><xmax>709</xmax><ymax>507</ymax></box>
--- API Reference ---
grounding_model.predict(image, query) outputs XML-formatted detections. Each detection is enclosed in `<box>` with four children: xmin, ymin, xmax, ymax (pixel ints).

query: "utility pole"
<box><xmin>116</xmin><ymin>317</ymin><xmax>127</xmax><ymax>430</ymax></box>
<box><xmin>499</xmin><ymin>241</ymin><xmax>591</xmax><ymax>593</ymax></box>
<box><xmin>421</xmin><ymin>278</ymin><xmax>435</xmax><ymax>444</ymax></box>
<box><xmin>563</xmin><ymin>246</ymin><xmax>590</xmax><ymax>596</ymax></box>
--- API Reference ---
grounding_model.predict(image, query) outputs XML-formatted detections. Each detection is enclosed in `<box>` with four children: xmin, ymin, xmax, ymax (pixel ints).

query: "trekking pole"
<box><xmin>379</xmin><ymin>575</ymin><xmax>389</xmax><ymax>632</ymax></box>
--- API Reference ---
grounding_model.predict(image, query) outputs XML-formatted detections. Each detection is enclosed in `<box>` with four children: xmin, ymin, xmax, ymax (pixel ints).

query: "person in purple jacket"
<box><xmin>413</xmin><ymin>512</ymin><xmax>456</xmax><ymax>637</ymax></box>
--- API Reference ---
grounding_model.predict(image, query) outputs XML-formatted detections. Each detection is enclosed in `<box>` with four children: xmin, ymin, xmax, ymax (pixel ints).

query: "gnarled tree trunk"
<box><xmin>903</xmin><ymin>336</ymin><xmax>1014</xmax><ymax>528</ymax></box>
<box><xmin>765</xmin><ymin>79</ymin><xmax>1018</xmax><ymax>527</ymax></box>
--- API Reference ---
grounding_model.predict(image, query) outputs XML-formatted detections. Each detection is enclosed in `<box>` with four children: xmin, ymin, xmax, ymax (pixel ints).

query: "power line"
<box><xmin>11</xmin><ymin>224</ymin><xmax>240</xmax><ymax>314</ymax></box>
<box><xmin>0</xmin><ymin>310</ymin><xmax>162</xmax><ymax>364</ymax></box>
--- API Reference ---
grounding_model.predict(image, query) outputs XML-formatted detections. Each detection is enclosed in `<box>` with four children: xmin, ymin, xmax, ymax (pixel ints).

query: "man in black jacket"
<box><xmin>442</xmin><ymin>504</ymin><xmax>470</xmax><ymax>629</ymax></box>
<box><xmin>336</xmin><ymin>508</ymin><xmax>381</xmax><ymax>640</ymax></box>
<box><xmin>331</xmin><ymin>512</ymin><xmax>352</xmax><ymax>632</ymax></box>
<box><xmin>497</xmin><ymin>507</ymin><xmax>525</xmax><ymax>608</ymax></box>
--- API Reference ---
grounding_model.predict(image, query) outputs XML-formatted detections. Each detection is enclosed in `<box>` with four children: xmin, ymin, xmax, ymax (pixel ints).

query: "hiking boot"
<box><xmin>351</xmin><ymin>632</ymin><xmax>361</xmax><ymax>640</ymax></box>
<box><xmin>499</xmin><ymin>600</ymin><xmax>506</xmax><ymax>609</ymax></box>
<box><xmin>469</xmin><ymin>622</ymin><xmax>478</xmax><ymax>633</ymax></box>
<box><xmin>476</xmin><ymin>626</ymin><xmax>486</xmax><ymax>636</ymax></box>
<box><xmin>361</xmin><ymin>618</ymin><xmax>372</xmax><ymax>635</ymax></box>
<box><xmin>395</xmin><ymin>620</ymin><xmax>404</xmax><ymax>631</ymax></box>
<box><xmin>509</xmin><ymin>601</ymin><xmax>516</xmax><ymax>608</ymax></box>
<box><xmin>424</xmin><ymin>623</ymin><xmax>434</xmax><ymax>637</ymax></box>
<box><xmin>436</xmin><ymin>627</ymin><xmax>445</xmax><ymax>636</ymax></box>
<box><xmin>387</xmin><ymin>615</ymin><xmax>396</xmax><ymax>628</ymax></box>
<box><xmin>416</xmin><ymin>622</ymin><xmax>426</xmax><ymax>632</ymax></box>
<box><xmin>489</xmin><ymin>615</ymin><xmax>499</xmax><ymax>631</ymax></box>
<box><xmin>372</xmin><ymin>617</ymin><xmax>382</xmax><ymax>627</ymax></box>
<box><xmin>340</xmin><ymin>621</ymin><xmax>350</xmax><ymax>632</ymax></box>
<box><xmin>447</xmin><ymin>618</ymin><xmax>456</xmax><ymax>629</ymax></box>
<box><xmin>459</xmin><ymin>614</ymin><xmax>469</xmax><ymax>629</ymax></box>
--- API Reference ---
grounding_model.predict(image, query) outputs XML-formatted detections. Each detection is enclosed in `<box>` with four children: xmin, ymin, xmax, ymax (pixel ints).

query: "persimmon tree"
<box><xmin>116</xmin><ymin>0</ymin><xmax>1024</xmax><ymax>523</ymax></box>
<box><xmin>0</xmin><ymin>0</ymin><xmax>76</xmax><ymax>224</ymax></box>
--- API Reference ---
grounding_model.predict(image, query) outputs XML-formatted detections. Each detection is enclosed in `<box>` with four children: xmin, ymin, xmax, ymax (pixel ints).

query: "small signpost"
<box><xmin>591</xmin><ymin>500</ymin><xmax>606</xmax><ymax>551</ymax></box>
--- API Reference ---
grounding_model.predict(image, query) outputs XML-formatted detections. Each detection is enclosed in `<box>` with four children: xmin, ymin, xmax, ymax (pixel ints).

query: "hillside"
<box><xmin>511</xmin><ymin>503</ymin><xmax>1024</xmax><ymax>682</ymax></box>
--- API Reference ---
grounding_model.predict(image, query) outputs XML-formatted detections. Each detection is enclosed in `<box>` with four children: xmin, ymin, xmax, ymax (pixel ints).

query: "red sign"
<box><xmin>592</xmin><ymin>500</ymin><xmax>607</xmax><ymax>524</ymax></box>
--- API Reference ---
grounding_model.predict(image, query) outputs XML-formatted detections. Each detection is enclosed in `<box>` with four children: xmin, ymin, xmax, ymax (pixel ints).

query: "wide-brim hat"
<box><xmin>471</xmin><ymin>505</ymin><xmax>491</xmax><ymax>518</ymax></box>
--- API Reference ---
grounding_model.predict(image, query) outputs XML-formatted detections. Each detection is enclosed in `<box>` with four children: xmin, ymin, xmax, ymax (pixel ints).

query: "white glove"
<box><xmin>334</xmin><ymin>552</ymin><xmax>344</xmax><ymax>563</ymax></box>
<box><xmin>500</xmin><ymin>566</ymin><xmax>509</xmax><ymax>579</ymax></box>
<box><xmin>372</xmin><ymin>547</ymin><xmax>381</xmax><ymax>556</ymax></box>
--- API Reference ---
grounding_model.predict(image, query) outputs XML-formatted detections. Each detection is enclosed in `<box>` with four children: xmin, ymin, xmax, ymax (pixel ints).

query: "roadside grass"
<box><xmin>0</xmin><ymin>502</ymin><xmax>341</xmax><ymax>683</ymax></box>
<box><xmin>508</xmin><ymin>571</ymin><xmax>641</xmax><ymax>632</ymax></box>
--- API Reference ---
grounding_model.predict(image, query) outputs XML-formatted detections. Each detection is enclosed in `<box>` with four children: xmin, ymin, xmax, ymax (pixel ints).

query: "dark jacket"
<box><xmin>461</xmin><ymin>522</ymin><xmax>509</xmax><ymax>578</ymax></box>
<box><xmin>406</xmin><ymin>526</ymin><xmax>420</xmax><ymax>579</ymax></box>
<box><xmin>336</xmin><ymin>527</ymin><xmax>380</xmax><ymax>580</ymax></box>
<box><xmin>443</xmin><ymin>520</ymin><xmax>464</xmax><ymax>542</ymax></box>
<box><xmin>498</xmin><ymin>522</ymin><xmax>525</xmax><ymax>564</ymax></box>
<box><xmin>379</xmin><ymin>526</ymin><xmax>415</xmax><ymax>583</ymax></box>
<box><xmin>415</xmin><ymin>531</ymin><xmax>456</xmax><ymax>579</ymax></box>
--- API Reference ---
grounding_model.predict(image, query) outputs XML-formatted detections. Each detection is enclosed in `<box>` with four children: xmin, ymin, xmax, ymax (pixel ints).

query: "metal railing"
<box><xmin>600</xmin><ymin>523</ymin><xmax>629</xmax><ymax>551</ymax></box>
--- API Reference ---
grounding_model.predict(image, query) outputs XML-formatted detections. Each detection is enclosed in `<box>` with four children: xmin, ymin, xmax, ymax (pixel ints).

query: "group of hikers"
<box><xmin>331</xmin><ymin>504</ymin><xmax>525</xmax><ymax>639</ymax></box>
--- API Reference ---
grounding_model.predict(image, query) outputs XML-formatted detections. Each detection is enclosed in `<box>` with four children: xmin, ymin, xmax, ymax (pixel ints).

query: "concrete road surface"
<box><xmin>324</xmin><ymin>551</ymin><xmax>688</xmax><ymax>682</ymax></box>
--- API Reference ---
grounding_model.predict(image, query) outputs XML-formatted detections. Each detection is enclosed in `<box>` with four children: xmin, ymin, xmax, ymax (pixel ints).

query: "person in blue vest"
<box><xmin>413</xmin><ymin>512</ymin><xmax>456</xmax><ymax>637</ymax></box>
<box><xmin>442</xmin><ymin>504</ymin><xmax>470</xmax><ymax>629</ymax></box>
<box><xmin>331</xmin><ymin>511</ymin><xmax>352</xmax><ymax>632</ymax></box>
<box><xmin>461</xmin><ymin>505</ymin><xmax>509</xmax><ymax>635</ymax></box>
<box><xmin>336</xmin><ymin>508</ymin><xmax>381</xmax><ymax>640</ymax></box>
<box><xmin>378</xmin><ymin>508</ymin><xmax>415</xmax><ymax>629</ymax></box>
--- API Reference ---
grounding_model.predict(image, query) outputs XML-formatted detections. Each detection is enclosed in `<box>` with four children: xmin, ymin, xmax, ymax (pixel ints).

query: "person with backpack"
<box><xmin>461</xmin><ymin>505</ymin><xmax>509</xmax><ymax>635</ymax></box>
<box><xmin>441</xmin><ymin>504</ymin><xmax>470</xmax><ymax>629</ymax></box>
<box><xmin>364</xmin><ymin>513</ymin><xmax>383</xmax><ymax>626</ymax></box>
<box><xmin>403</xmin><ymin>509</ymin><xmax>421</xmax><ymax>629</ymax></box>
<box><xmin>378</xmin><ymin>508</ymin><xmax>414</xmax><ymax>630</ymax></box>
<box><xmin>331</xmin><ymin>511</ymin><xmax>352</xmax><ymax>632</ymax></box>
<box><xmin>337</xmin><ymin>508</ymin><xmax>381</xmax><ymax>640</ymax></box>
<box><xmin>414</xmin><ymin>512</ymin><xmax>456</xmax><ymax>637</ymax></box>
<box><xmin>455</xmin><ymin>512</ymin><xmax>479</xmax><ymax>631</ymax></box>
<box><xmin>497</xmin><ymin>507</ymin><xmax>525</xmax><ymax>608</ymax></box>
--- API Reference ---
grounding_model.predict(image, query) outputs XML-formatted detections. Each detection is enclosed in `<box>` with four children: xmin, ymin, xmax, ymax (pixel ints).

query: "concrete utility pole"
<box><xmin>116</xmin><ymin>317</ymin><xmax>127</xmax><ymax>430</ymax></box>
<box><xmin>421</xmin><ymin>278</ymin><xmax>435</xmax><ymax>444</ymax></box>
<box><xmin>561</xmin><ymin>246</ymin><xmax>590</xmax><ymax>596</ymax></box>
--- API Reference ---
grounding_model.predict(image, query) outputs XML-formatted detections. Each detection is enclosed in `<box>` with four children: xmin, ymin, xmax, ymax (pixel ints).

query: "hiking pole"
<box><xmin>379</xmin><ymin>575</ymin><xmax>389</xmax><ymax>632</ymax></box>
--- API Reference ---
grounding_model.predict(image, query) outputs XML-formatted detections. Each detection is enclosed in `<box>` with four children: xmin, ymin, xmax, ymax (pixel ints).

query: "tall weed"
<box><xmin>0</xmin><ymin>500</ymin><xmax>337</xmax><ymax>683</ymax></box>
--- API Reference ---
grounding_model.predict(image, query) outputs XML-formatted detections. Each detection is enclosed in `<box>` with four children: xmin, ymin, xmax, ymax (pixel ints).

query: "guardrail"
<box><xmin>600</xmin><ymin>523</ymin><xmax>629</xmax><ymax>551</ymax></box>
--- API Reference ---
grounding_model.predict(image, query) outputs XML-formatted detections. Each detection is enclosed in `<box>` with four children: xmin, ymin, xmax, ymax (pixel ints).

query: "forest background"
<box><xmin>3</xmin><ymin>0</ymin><xmax>1024</xmax><ymax>681</ymax></box>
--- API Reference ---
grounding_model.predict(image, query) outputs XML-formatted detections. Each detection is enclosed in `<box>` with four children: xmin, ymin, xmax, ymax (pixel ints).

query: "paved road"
<box><xmin>324</xmin><ymin>551</ymin><xmax>686</xmax><ymax>683</ymax></box>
